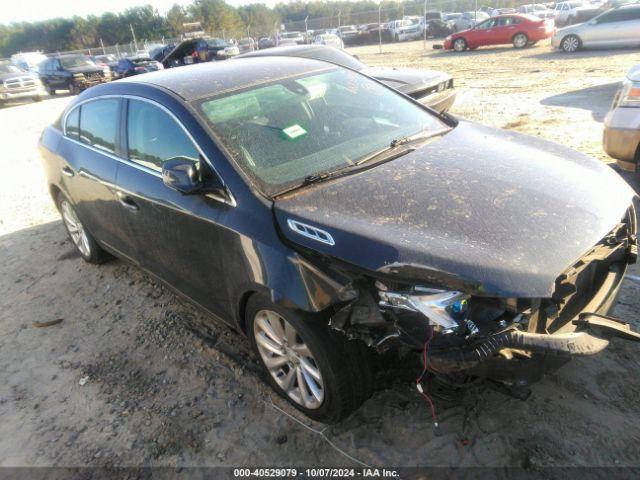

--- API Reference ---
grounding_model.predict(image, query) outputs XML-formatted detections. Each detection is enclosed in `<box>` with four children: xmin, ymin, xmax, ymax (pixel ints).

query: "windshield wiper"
<box><xmin>355</xmin><ymin>129</ymin><xmax>450</xmax><ymax>166</ymax></box>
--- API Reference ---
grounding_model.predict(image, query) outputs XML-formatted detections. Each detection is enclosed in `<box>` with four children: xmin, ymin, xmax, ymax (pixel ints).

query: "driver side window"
<box><xmin>477</xmin><ymin>19</ymin><xmax>496</xmax><ymax>29</ymax></box>
<box><xmin>126</xmin><ymin>100</ymin><xmax>200</xmax><ymax>172</ymax></box>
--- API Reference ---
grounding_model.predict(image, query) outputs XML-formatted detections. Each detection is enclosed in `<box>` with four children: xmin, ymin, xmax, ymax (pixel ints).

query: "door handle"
<box><xmin>115</xmin><ymin>191</ymin><xmax>139</xmax><ymax>211</ymax></box>
<box><xmin>61</xmin><ymin>166</ymin><xmax>75</xmax><ymax>177</ymax></box>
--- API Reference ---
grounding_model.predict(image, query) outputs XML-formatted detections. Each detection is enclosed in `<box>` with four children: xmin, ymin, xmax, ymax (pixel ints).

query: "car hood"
<box><xmin>67</xmin><ymin>65</ymin><xmax>104</xmax><ymax>74</ymax></box>
<box><xmin>273</xmin><ymin>121</ymin><xmax>635</xmax><ymax>298</ymax></box>
<box><xmin>360</xmin><ymin>66</ymin><xmax>450</xmax><ymax>93</ymax></box>
<box><xmin>0</xmin><ymin>71</ymin><xmax>36</xmax><ymax>81</ymax></box>
<box><xmin>627</xmin><ymin>64</ymin><xmax>640</xmax><ymax>82</ymax></box>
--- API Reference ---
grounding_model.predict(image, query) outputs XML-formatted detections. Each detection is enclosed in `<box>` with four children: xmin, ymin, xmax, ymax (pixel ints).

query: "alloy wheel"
<box><xmin>562</xmin><ymin>35</ymin><xmax>579</xmax><ymax>53</ymax></box>
<box><xmin>453</xmin><ymin>38</ymin><xmax>466</xmax><ymax>52</ymax></box>
<box><xmin>513</xmin><ymin>34</ymin><xmax>528</xmax><ymax>48</ymax></box>
<box><xmin>60</xmin><ymin>200</ymin><xmax>91</xmax><ymax>257</ymax></box>
<box><xmin>253</xmin><ymin>309</ymin><xmax>324</xmax><ymax>409</ymax></box>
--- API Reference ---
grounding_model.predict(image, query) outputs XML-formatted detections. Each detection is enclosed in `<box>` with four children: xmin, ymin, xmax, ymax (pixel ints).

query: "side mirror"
<box><xmin>162</xmin><ymin>157</ymin><xmax>204</xmax><ymax>194</ymax></box>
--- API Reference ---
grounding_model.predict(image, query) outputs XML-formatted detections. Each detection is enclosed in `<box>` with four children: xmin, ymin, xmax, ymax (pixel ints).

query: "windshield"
<box><xmin>196</xmin><ymin>68</ymin><xmax>448</xmax><ymax>197</ymax></box>
<box><xmin>207</xmin><ymin>39</ymin><xmax>228</xmax><ymax>47</ymax></box>
<box><xmin>0</xmin><ymin>63</ymin><xmax>21</xmax><ymax>74</ymax></box>
<box><xmin>60</xmin><ymin>55</ymin><xmax>95</xmax><ymax>68</ymax></box>
<box><xmin>299</xmin><ymin>48</ymin><xmax>364</xmax><ymax>70</ymax></box>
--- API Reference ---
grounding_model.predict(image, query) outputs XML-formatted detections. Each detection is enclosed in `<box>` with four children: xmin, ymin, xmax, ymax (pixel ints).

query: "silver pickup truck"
<box><xmin>0</xmin><ymin>61</ymin><xmax>47</xmax><ymax>105</ymax></box>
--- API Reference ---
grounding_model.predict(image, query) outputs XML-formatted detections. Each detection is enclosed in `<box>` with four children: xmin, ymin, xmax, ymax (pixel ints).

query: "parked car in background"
<box><xmin>278</xmin><ymin>31</ymin><xmax>305</xmax><ymax>45</ymax></box>
<box><xmin>357</xmin><ymin>23</ymin><xmax>390</xmax><ymax>43</ymax></box>
<box><xmin>11</xmin><ymin>51</ymin><xmax>48</xmax><ymax>72</ymax></box>
<box><xmin>604</xmin><ymin>63</ymin><xmax>640</xmax><ymax>172</ymax></box>
<box><xmin>517</xmin><ymin>3</ymin><xmax>555</xmax><ymax>18</ymax></box>
<box><xmin>38</xmin><ymin>54</ymin><xmax>110</xmax><ymax>95</ymax></box>
<box><xmin>554</xmin><ymin>1</ymin><xmax>586</xmax><ymax>25</ymax></box>
<box><xmin>150</xmin><ymin>44</ymin><xmax>175</xmax><ymax>62</ymax></box>
<box><xmin>565</xmin><ymin>5</ymin><xmax>603</xmax><ymax>24</ymax></box>
<box><xmin>258</xmin><ymin>37</ymin><xmax>275</xmax><ymax>49</ymax></box>
<box><xmin>160</xmin><ymin>38</ymin><xmax>238</xmax><ymax>68</ymax></box>
<box><xmin>237</xmin><ymin>45</ymin><xmax>456</xmax><ymax>113</ymax></box>
<box><xmin>331</xmin><ymin>25</ymin><xmax>359</xmax><ymax>45</ymax></box>
<box><xmin>445</xmin><ymin>14</ymin><xmax>556</xmax><ymax>51</ymax></box>
<box><xmin>0</xmin><ymin>60</ymin><xmax>47</xmax><ymax>105</ymax></box>
<box><xmin>491</xmin><ymin>7</ymin><xmax>518</xmax><ymax>16</ymax></box>
<box><xmin>238</xmin><ymin>38</ymin><xmax>256</xmax><ymax>54</ymax></box>
<box><xmin>40</xmin><ymin>57</ymin><xmax>639</xmax><ymax>423</ymax></box>
<box><xmin>92</xmin><ymin>54</ymin><xmax>119</xmax><ymax>78</ymax></box>
<box><xmin>453</xmin><ymin>11</ymin><xmax>491</xmax><ymax>31</ymax></box>
<box><xmin>552</xmin><ymin>4</ymin><xmax>640</xmax><ymax>51</ymax></box>
<box><xmin>388</xmin><ymin>18</ymin><xmax>423</xmax><ymax>41</ymax></box>
<box><xmin>314</xmin><ymin>33</ymin><xmax>344</xmax><ymax>49</ymax></box>
<box><xmin>113</xmin><ymin>57</ymin><xmax>164</xmax><ymax>77</ymax></box>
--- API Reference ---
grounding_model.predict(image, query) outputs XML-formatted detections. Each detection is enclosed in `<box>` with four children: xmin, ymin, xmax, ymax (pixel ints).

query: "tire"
<box><xmin>561</xmin><ymin>34</ymin><xmax>581</xmax><ymax>53</ymax></box>
<box><xmin>56</xmin><ymin>192</ymin><xmax>110</xmax><ymax>264</ymax></box>
<box><xmin>453</xmin><ymin>37</ymin><xmax>467</xmax><ymax>52</ymax></box>
<box><xmin>46</xmin><ymin>84</ymin><xmax>55</xmax><ymax>95</ymax></box>
<box><xmin>33</xmin><ymin>96</ymin><xmax>43</xmax><ymax>102</ymax></box>
<box><xmin>513</xmin><ymin>33</ymin><xmax>528</xmax><ymax>49</ymax></box>
<box><xmin>68</xmin><ymin>83</ymin><xmax>78</xmax><ymax>95</ymax></box>
<box><xmin>246</xmin><ymin>294</ymin><xmax>373</xmax><ymax>423</ymax></box>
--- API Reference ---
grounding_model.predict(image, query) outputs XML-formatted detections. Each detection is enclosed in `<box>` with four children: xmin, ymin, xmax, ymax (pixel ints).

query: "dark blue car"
<box><xmin>113</xmin><ymin>56</ymin><xmax>163</xmax><ymax>78</ymax></box>
<box><xmin>39</xmin><ymin>58</ymin><xmax>639</xmax><ymax>422</ymax></box>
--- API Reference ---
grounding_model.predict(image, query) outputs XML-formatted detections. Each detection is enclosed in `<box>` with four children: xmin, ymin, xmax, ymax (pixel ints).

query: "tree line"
<box><xmin>0</xmin><ymin>0</ymin><xmax>525</xmax><ymax>57</ymax></box>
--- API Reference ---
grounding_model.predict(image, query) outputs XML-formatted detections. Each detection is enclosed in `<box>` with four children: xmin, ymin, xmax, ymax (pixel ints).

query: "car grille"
<box><xmin>85</xmin><ymin>72</ymin><xmax>104</xmax><ymax>81</ymax></box>
<box><xmin>408</xmin><ymin>79</ymin><xmax>454</xmax><ymax>99</ymax></box>
<box><xmin>3</xmin><ymin>76</ymin><xmax>37</xmax><ymax>91</ymax></box>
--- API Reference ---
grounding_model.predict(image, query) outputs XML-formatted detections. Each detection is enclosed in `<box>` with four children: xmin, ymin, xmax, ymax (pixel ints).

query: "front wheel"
<box><xmin>453</xmin><ymin>38</ymin><xmax>467</xmax><ymax>52</ymax></box>
<box><xmin>561</xmin><ymin>34</ymin><xmax>581</xmax><ymax>53</ymax></box>
<box><xmin>57</xmin><ymin>192</ymin><xmax>110</xmax><ymax>264</ymax></box>
<box><xmin>46</xmin><ymin>84</ymin><xmax>55</xmax><ymax>95</ymax></box>
<box><xmin>247</xmin><ymin>294</ymin><xmax>373</xmax><ymax>423</ymax></box>
<box><xmin>513</xmin><ymin>33</ymin><xmax>528</xmax><ymax>49</ymax></box>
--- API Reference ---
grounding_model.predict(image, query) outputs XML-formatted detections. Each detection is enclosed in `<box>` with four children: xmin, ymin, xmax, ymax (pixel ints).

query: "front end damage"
<box><xmin>330</xmin><ymin>206</ymin><xmax>639</xmax><ymax>386</ymax></box>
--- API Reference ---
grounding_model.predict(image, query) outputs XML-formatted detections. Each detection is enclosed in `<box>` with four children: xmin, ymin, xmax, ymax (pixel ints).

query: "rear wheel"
<box><xmin>68</xmin><ymin>83</ymin><xmax>78</xmax><ymax>95</ymax></box>
<box><xmin>247</xmin><ymin>294</ymin><xmax>373</xmax><ymax>423</ymax></box>
<box><xmin>453</xmin><ymin>38</ymin><xmax>467</xmax><ymax>52</ymax></box>
<box><xmin>561</xmin><ymin>34</ymin><xmax>581</xmax><ymax>53</ymax></box>
<box><xmin>46</xmin><ymin>84</ymin><xmax>55</xmax><ymax>95</ymax></box>
<box><xmin>57</xmin><ymin>192</ymin><xmax>110</xmax><ymax>264</ymax></box>
<box><xmin>513</xmin><ymin>33</ymin><xmax>528</xmax><ymax>49</ymax></box>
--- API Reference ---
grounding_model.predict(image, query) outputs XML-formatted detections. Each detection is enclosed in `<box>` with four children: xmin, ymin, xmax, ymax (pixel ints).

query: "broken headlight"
<box><xmin>378</xmin><ymin>287</ymin><xmax>472</xmax><ymax>333</ymax></box>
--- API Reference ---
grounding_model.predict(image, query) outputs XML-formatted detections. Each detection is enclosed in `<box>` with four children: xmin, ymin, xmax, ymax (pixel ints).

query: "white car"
<box><xmin>278</xmin><ymin>31</ymin><xmax>305</xmax><ymax>45</ymax></box>
<box><xmin>517</xmin><ymin>3</ymin><xmax>555</xmax><ymax>19</ymax></box>
<box><xmin>387</xmin><ymin>19</ymin><xmax>422</xmax><ymax>41</ymax></box>
<box><xmin>554</xmin><ymin>1</ymin><xmax>586</xmax><ymax>25</ymax></box>
<box><xmin>314</xmin><ymin>33</ymin><xmax>344</xmax><ymax>49</ymax></box>
<box><xmin>552</xmin><ymin>3</ymin><xmax>640</xmax><ymax>51</ymax></box>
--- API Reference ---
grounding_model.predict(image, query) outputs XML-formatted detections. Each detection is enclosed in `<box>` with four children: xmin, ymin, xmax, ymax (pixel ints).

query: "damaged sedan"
<box><xmin>39</xmin><ymin>58</ymin><xmax>638</xmax><ymax>423</ymax></box>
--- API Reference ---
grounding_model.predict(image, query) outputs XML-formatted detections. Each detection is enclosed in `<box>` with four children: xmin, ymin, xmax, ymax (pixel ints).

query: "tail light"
<box><xmin>134</xmin><ymin>66</ymin><xmax>145</xmax><ymax>72</ymax></box>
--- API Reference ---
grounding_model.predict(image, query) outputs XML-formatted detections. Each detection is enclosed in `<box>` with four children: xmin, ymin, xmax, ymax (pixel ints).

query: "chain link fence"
<box><xmin>36</xmin><ymin>0</ymin><xmax>552</xmax><ymax>59</ymax></box>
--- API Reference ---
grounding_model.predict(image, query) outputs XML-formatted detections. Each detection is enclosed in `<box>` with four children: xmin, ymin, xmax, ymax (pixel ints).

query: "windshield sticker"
<box><xmin>282</xmin><ymin>124</ymin><xmax>307</xmax><ymax>141</ymax></box>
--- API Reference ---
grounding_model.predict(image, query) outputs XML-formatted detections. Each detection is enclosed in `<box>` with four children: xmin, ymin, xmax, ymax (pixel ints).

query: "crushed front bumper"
<box><xmin>429</xmin><ymin>259</ymin><xmax>638</xmax><ymax>375</ymax></box>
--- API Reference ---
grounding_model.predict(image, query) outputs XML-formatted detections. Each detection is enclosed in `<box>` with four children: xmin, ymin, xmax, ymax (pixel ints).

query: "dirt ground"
<box><xmin>1</xmin><ymin>40</ymin><xmax>640</xmax><ymax>473</ymax></box>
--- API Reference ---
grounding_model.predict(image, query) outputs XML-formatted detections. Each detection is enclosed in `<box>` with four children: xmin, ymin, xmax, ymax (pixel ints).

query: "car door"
<box><xmin>493</xmin><ymin>16</ymin><xmax>519</xmax><ymax>44</ymax></box>
<box><xmin>618</xmin><ymin>7</ymin><xmax>640</xmax><ymax>45</ymax></box>
<box><xmin>114</xmin><ymin>97</ymin><xmax>231</xmax><ymax>319</ymax></box>
<box><xmin>583</xmin><ymin>9</ymin><xmax>631</xmax><ymax>46</ymax></box>
<box><xmin>470</xmin><ymin>18</ymin><xmax>499</xmax><ymax>45</ymax></box>
<box><xmin>57</xmin><ymin>98</ymin><xmax>137</xmax><ymax>260</ymax></box>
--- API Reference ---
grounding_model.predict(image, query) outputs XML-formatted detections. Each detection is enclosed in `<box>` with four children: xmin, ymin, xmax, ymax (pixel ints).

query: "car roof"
<box><xmin>118</xmin><ymin>56</ymin><xmax>335</xmax><ymax>101</ymax></box>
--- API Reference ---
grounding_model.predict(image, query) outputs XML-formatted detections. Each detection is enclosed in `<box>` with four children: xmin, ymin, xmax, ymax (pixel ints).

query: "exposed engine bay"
<box><xmin>329</xmin><ymin>206</ymin><xmax>639</xmax><ymax>387</ymax></box>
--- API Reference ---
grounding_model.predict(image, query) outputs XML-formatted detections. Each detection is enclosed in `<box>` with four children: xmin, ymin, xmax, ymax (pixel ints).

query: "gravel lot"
<box><xmin>1</xmin><ymin>40</ymin><xmax>639</xmax><ymax>472</ymax></box>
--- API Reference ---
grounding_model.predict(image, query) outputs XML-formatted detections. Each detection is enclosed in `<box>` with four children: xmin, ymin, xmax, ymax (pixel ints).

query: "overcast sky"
<box><xmin>0</xmin><ymin>0</ymin><xmax>285</xmax><ymax>24</ymax></box>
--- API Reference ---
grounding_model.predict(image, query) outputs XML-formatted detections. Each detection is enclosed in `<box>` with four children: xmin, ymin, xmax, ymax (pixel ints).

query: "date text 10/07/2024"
<box><xmin>233</xmin><ymin>468</ymin><xmax>400</xmax><ymax>477</ymax></box>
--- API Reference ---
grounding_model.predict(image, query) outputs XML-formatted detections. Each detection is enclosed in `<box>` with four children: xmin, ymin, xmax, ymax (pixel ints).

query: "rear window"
<box><xmin>79</xmin><ymin>99</ymin><xmax>119</xmax><ymax>154</ymax></box>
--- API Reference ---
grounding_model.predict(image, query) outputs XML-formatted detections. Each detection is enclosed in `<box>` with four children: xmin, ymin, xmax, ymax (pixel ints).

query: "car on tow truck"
<box><xmin>39</xmin><ymin>57</ymin><xmax>639</xmax><ymax>423</ymax></box>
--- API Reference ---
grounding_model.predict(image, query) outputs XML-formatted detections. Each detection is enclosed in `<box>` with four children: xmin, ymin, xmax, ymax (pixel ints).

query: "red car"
<box><xmin>443</xmin><ymin>14</ymin><xmax>556</xmax><ymax>51</ymax></box>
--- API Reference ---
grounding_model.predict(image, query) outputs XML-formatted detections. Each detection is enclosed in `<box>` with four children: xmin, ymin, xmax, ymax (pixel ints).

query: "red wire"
<box><xmin>416</xmin><ymin>326</ymin><xmax>438</xmax><ymax>426</ymax></box>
